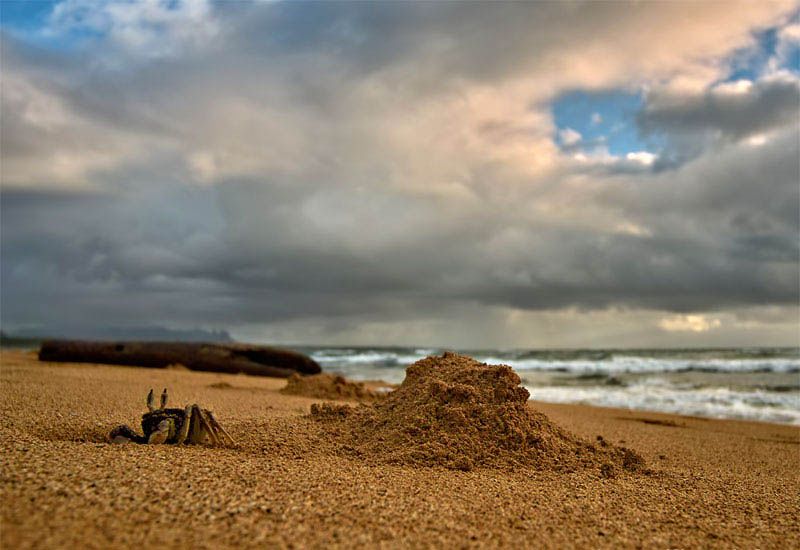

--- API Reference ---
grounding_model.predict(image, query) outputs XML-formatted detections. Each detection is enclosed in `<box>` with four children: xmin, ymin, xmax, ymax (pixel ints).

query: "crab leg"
<box><xmin>110</xmin><ymin>425</ymin><xmax>147</xmax><ymax>444</ymax></box>
<box><xmin>193</xmin><ymin>405</ymin><xmax>220</xmax><ymax>445</ymax></box>
<box><xmin>207</xmin><ymin>411</ymin><xmax>235</xmax><ymax>445</ymax></box>
<box><xmin>188</xmin><ymin>405</ymin><xmax>205</xmax><ymax>443</ymax></box>
<box><xmin>174</xmin><ymin>405</ymin><xmax>194</xmax><ymax>444</ymax></box>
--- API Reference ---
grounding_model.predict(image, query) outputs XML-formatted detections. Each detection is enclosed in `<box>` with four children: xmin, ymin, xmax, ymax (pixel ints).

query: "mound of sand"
<box><xmin>282</xmin><ymin>373</ymin><xmax>381</xmax><ymax>401</ymax></box>
<box><xmin>312</xmin><ymin>352</ymin><xmax>645</xmax><ymax>474</ymax></box>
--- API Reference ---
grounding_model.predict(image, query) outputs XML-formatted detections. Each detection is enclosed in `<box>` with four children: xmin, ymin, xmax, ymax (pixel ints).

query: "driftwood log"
<box><xmin>38</xmin><ymin>340</ymin><xmax>321</xmax><ymax>378</ymax></box>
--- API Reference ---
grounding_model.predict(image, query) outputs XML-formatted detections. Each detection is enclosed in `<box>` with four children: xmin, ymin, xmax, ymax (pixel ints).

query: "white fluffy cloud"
<box><xmin>558</xmin><ymin>127</ymin><xmax>582</xmax><ymax>146</ymax></box>
<box><xmin>625</xmin><ymin>151</ymin><xmax>657</xmax><ymax>165</ymax></box>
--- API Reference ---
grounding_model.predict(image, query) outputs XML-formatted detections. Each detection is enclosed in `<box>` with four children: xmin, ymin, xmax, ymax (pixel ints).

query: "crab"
<box><xmin>109</xmin><ymin>388</ymin><xmax>234</xmax><ymax>446</ymax></box>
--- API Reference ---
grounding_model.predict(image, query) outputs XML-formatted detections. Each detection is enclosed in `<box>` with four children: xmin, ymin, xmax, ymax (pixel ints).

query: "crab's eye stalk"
<box><xmin>147</xmin><ymin>388</ymin><xmax>155</xmax><ymax>412</ymax></box>
<box><xmin>161</xmin><ymin>388</ymin><xmax>168</xmax><ymax>409</ymax></box>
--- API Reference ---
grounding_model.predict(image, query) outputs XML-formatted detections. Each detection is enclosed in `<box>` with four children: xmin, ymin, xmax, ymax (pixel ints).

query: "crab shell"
<box><xmin>141</xmin><ymin>408</ymin><xmax>187</xmax><ymax>442</ymax></box>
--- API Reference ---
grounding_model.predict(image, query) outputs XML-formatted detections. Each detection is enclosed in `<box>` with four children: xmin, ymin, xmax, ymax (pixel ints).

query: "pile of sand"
<box><xmin>282</xmin><ymin>373</ymin><xmax>381</xmax><ymax>401</ymax></box>
<box><xmin>312</xmin><ymin>352</ymin><xmax>645</xmax><ymax>474</ymax></box>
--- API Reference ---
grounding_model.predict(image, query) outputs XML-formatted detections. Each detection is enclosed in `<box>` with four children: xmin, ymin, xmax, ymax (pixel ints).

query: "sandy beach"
<box><xmin>1</xmin><ymin>348</ymin><xmax>798</xmax><ymax>548</ymax></box>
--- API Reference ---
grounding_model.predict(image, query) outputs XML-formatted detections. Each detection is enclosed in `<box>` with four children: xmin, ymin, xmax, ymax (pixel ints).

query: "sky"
<box><xmin>1</xmin><ymin>0</ymin><xmax>799</xmax><ymax>348</ymax></box>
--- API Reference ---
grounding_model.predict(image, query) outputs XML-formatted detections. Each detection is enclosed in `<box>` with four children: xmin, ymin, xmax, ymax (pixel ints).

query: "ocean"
<box><xmin>296</xmin><ymin>347</ymin><xmax>800</xmax><ymax>425</ymax></box>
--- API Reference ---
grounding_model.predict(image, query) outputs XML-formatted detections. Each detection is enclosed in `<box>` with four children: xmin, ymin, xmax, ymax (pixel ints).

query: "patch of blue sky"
<box><xmin>551</xmin><ymin>89</ymin><xmax>660</xmax><ymax>157</ymax></box>
<box><xmin>785</xmin><ymin>46</ymin><xmax>800</xmax><ymax>72</ymax></box>
<box><xmin>0</xmin><ymin>1</ymin><xmax>56</xmax><ymax>32</ymax></box>
<box><xmin>724</xmin><ymin>27</ymin><xmax>780</xmax><ymax>82</ymax></box>
<box><xmin>722</xmin><ymin>17</ymin><xmax>800</xmax><ymax>82</ymax></box>
<box><xmin>0</xmin><ymin>0</ymin><xmax>102</xmax><ymax>51</ymax></box>
<box><xmin>779</xmin><ymin>8</ymin><xmax>800</xmax><ymax>74</ymax></box>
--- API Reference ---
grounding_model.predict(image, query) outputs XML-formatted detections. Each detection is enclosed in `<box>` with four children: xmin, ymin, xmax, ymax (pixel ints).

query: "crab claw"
<box><xmin>109</xmin><ymin>425</ymin><xmax>146</xmax><ymax>444</ymax></box>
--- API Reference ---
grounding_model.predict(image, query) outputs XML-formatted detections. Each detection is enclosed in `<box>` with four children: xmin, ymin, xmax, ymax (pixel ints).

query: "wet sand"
<box><xmin>2</xmin><ymin>349</ymin><xmax>798</xmax><ymax>548</ymax></box>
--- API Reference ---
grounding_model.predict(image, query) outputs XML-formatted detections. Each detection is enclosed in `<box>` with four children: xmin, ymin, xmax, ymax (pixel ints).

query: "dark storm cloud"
<box><xmin>3</xmin><ymin>124</ymin><xmax>797</xmax><ymax>330</ymax></box>
<box><xmin>639</xmin><ymin>78</ymin><xmax>800</xmax><ymax>140</ymax></box>
<box><xmin>638</xmin><ymin>77</ymin><xmax>800</xmax><ymax>167</ymax></box>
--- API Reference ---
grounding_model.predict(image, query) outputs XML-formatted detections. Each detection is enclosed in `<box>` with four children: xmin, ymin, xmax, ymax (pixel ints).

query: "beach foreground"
<box><xmin>2</xmin><ymin>349</ymin><xmax>798</xmax><ymax>548</ymax></box>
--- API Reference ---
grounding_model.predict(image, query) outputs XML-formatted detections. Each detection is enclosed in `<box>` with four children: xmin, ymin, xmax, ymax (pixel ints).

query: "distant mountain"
<box><xmin>3</xmin><ymin>326</ymin><xmax>234</xmax><ymax>343</ymax></box>
<box><xmin>0</xmin><ymin>331</ymin><xmax>43</xmax><ymax>348</ymax></box>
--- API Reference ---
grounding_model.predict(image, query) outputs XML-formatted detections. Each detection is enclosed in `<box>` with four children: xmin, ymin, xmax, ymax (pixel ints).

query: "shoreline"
<box><xmin>535</xmin><ymin>400</ymin><xmax>800</xmax><ymax>430</ymax></box>
<box><xmin>2</xmin><ymin>349</ymin><xmax>798</xmax><ymax>548</ymax></box>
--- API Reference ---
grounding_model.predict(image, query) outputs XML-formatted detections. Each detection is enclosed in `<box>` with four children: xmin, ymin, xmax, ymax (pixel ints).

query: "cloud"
<box><xmin>659</xmin><ymin>314</ymin><xmax>721</xmax><ymax>333</ymax></box>
<box><xmin>642</xmin><ymin>75</ymin><xmax>799</xmax><ymax>140</ymax></box>
<box><xmin>0</xmin><ymin>35</ymin><xmax>180</xmax><ymax>191</ymax></box>
<box><xmin>47</xmin><ymin>0</ymin><xmax>219</xmax><ymax>60</ymax></box>
<box><xmin>558</xmin><ymin>127</ymin><xmax>582</xmax><ymax>146</ymax></box>
<box><xmin>625</xmin><ymin>151</ymin><xmax>657</xmax><ymax>165</ymax></box>
<box><xmin>772</xmin><ymin>21</ymin><xmax>800</xmax><ymax>70</ymax></box>
<box><xmin>1</xmin><ymin>1</ymin><xmax>798</xmax><ymax>346</ymax></box>
<box><xmin>638</xmin><ymin>74</ymin><xmax>800</xmax><ymax>165</ymax></box>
